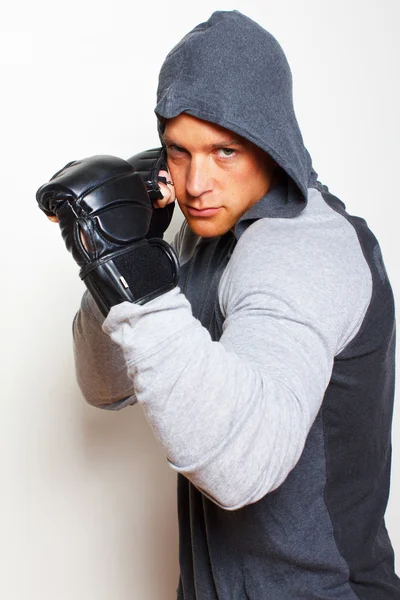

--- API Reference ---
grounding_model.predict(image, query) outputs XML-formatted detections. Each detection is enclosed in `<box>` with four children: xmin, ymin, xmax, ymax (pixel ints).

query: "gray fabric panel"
<box><xmin>101</xmin><ymin>187</ymin><xmax>372</xmax><ymax>508</ymax></box>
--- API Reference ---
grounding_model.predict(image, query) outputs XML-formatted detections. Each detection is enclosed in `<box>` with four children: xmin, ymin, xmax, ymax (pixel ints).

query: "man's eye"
<box><xmin>217</xmin><ymin>148</ymin><xmax>236</xmax><ymax>158</ymax></box>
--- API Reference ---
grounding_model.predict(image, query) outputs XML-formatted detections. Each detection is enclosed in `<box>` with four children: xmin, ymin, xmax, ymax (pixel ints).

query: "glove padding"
<box><xmin>36</xmin><ymin>154</ymin><xmax>179</xmax><ymax>317</ymax></box>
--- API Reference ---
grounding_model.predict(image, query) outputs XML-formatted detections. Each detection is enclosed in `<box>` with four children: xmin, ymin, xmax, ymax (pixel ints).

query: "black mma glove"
<box><xmin>127</xmin><ymin>147</ymin><xmax>175</xmax><ymax>239</ymax></box>
<box><xmin>36</xmin><ymin>152</ymin><xmax>179</xmax><ymax>317</ymax></box>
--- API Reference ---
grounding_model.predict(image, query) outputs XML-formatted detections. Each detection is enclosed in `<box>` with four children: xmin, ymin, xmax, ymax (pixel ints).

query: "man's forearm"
<box><xmin>73</xmin><ymin>291</ymin><xmax>137</xmax><ymax>410</ymax></box>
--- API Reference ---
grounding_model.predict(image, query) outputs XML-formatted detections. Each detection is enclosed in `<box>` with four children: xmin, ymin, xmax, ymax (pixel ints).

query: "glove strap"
<box><xmin>79</xmin><ymin>239</ymin><xmax>179</xmax><ymax>317</ymax></box>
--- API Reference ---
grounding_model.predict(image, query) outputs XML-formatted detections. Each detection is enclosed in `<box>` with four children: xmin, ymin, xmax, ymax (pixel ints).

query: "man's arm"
<box><xmin>73</xmin><ymin>225</ymin><xmax>185</xmax><ymax>409</ymax></box>
<box><xmin>37</xmin><ymin>149</ymin><xmax>177</xmax><ymax>409</ymax></box>
<box><xmin>102</xmin><ymin>205</ymin><xmax>373</xmax><ymax>510</ymax></box>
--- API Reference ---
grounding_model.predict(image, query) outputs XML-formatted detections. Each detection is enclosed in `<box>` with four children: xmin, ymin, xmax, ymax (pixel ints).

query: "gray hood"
<box><xmin>155</xmin><ymin>10</ymin><xmax>316</xmax><ymax>217</ymax></box>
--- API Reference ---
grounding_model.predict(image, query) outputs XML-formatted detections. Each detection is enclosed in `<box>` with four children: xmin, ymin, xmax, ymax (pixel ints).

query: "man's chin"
<box><xmin>186</xmin><ymin>217</ymin><xmax>232</xmax><ymax>238</ymax></box>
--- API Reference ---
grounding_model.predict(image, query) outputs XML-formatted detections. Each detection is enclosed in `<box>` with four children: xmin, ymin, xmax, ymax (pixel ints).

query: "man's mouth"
<box><xmin>186</xmin><ymin>206</ymin><xmax>221</xmax><ymax>217</ymax></box>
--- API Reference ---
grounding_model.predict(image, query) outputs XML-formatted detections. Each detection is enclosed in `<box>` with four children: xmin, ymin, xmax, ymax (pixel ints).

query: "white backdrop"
<box><xmin>1</xmin><ymin>1</ymin><xmax>399</xmax><ymax>598</ymax></box>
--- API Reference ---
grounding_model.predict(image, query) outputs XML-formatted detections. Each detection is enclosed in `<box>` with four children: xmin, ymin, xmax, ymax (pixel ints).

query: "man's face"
<box><xmin>163</xmin><ymin>114</ymin><xmax>277</xmax><ymax>237</ymax></box>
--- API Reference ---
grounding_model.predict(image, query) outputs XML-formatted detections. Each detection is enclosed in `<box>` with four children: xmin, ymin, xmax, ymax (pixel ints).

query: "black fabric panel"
<box><xmin>178</xmin><ymin>231</ymin><xmax>236</xmax><ymax>340</ymax></box>
<box><xmin>320</xmin><ymin>188</ymin><xmax>399</xmax><ymax>599</ymax></box>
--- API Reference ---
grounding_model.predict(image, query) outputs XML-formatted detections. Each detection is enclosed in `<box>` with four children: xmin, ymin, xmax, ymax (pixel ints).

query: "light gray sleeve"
<box><xmin>73</xmin><ymin>290</ymin><xmax>137</xmax><ymax>409</ymax></box>
<box><xmin>101</xmin><ymin>204</ymin><xmax>373</xmax><ymax>510</ymax></box>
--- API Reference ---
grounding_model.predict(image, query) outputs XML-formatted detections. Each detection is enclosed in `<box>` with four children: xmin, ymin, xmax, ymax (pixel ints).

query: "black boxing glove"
<box><xmin>126</xmin><ymin>147</ymin><xmax>175</xmax><ymax>239</ymax></box>
<box><xmin>36</xmin><ymin>155</ymin><xmax>179</xmax><ymax>317</ymax></box>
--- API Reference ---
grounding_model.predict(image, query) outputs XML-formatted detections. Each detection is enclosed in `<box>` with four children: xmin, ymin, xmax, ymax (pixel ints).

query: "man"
<box><xmin>37</xmin><ymin>10</ymin><xmax>399</xmax><ymax>599</ymax></box>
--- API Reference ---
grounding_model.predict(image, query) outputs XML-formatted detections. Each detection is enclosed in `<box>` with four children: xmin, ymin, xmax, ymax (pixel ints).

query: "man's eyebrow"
<box><xmin>210</xmin><ymin>140</ymin><xmax>242</xmax><ymax>148</ymax></box>
<box><xmin>162</xmin><ymin>136</ymin><xmax>177</xmax><ymax>145</ymax></box>
<box><xmin>162</xmin><ymin>136</ymin><xmax>243</xmax><ymax>148</ymax></box>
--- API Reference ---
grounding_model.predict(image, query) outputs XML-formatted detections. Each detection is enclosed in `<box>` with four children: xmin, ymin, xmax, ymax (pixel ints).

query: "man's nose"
<box><xmin>186</xmin><ymin>156</ymin><xmax>212</xmax><ymax>198</ymax></box>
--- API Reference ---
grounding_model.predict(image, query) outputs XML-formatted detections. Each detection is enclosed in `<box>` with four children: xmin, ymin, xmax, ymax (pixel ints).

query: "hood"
<box><xmin>155</xmin><ymin>10</ymin><xmax>316</xmax><ymax>217</ymax></box>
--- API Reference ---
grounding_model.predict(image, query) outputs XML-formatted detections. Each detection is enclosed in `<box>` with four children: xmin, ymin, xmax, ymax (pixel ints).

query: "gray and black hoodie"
<box><xmin>73</xmin><ymin>10</ymin><xmax>399</xmax><ymax>599</ymax></box>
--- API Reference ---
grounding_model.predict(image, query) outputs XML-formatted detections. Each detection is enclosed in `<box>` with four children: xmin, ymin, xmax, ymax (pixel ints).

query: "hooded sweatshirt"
<box><xmin>73</xmin><ymin>10</ymin><xmax>399</xmax><ymax>600</ymax></box>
